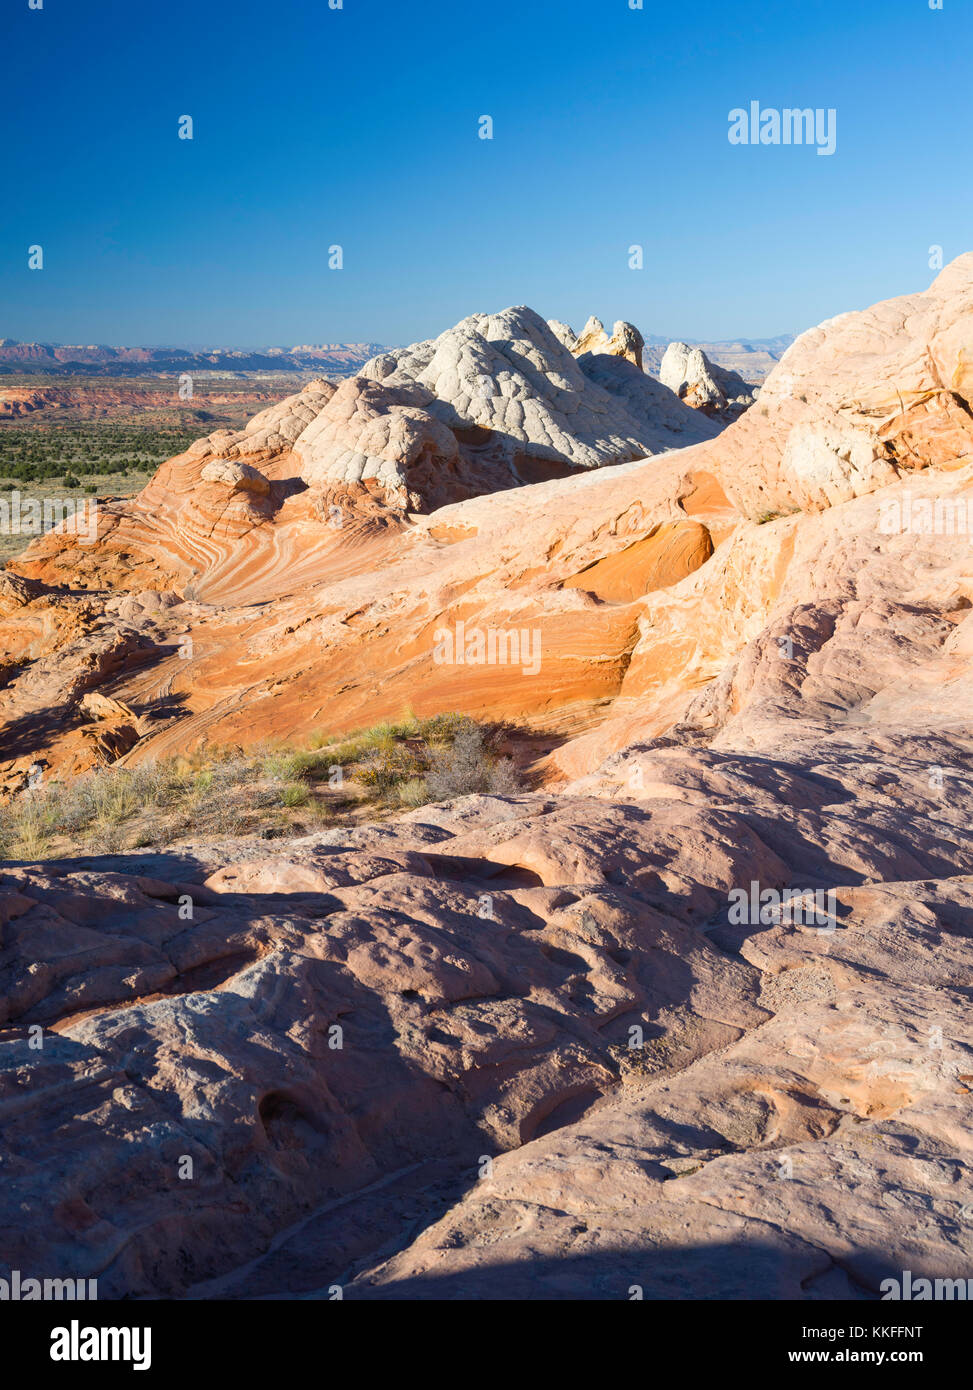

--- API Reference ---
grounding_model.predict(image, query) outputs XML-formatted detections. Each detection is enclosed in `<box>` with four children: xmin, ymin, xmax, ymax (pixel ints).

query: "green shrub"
<box><xmin>280</xmin><ymin>782</ymin><xmax>310</xmax><ymax>808</ymax></box>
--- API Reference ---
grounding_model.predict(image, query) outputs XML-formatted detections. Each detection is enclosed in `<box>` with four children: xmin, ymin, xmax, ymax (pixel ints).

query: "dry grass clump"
<box><xmin>0</xmin><ymin>712</ymin><xmax>521</xmax><ymax>861</ymax></box>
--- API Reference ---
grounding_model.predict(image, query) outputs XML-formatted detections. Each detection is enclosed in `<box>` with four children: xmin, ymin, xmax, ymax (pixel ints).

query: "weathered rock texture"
<box><xmin>1</xmin><ymin>732</ymin><xmax>971</xmax><ymax>1298</ymax></box>
<box><xmin>307</xmin><ymin>306</ymin><xmax>709</xmax><ymax>506</ymax></box>
<box><xmin>1</xmin><ymin>259</ymin><xmax>972</xmax><ymax>1298</ymax></box>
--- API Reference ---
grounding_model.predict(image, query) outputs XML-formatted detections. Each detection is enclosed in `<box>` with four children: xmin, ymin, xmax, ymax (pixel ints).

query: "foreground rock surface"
<box><xmin>1</xmin><ymin>713</ymin><xmax>971</xmax><ymax>1297</ymax></box>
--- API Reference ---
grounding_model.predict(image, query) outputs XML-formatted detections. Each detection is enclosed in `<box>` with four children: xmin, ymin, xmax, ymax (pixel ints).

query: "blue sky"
<box><xmin>3</xmin><ymin>0</ymin><xmax>968</xmax><ymax>347</ymax></box>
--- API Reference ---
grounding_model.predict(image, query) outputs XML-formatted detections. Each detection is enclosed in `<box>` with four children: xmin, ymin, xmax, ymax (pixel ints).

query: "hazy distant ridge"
<box><xmin>0</xmin><ymin>340</ymin><xmax>388</xmax><ymax>377</ymax></box>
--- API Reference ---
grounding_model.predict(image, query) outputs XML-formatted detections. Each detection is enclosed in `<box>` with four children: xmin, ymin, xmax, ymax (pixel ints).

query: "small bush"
<box><xmin>423</xmin><ymin>723</ymin><xmax>520</xmax><ymax>802</ymax></box>
<box><xmin>0</xmin><ymin>799</ymin><xmax>57</xmax><ymax>859</ymax></box>
<box><xmin>415</xmin><ymin>711</ymin><xmax>469</xmax><ymax>745</ymax></box>
<box><xmin>261</xmin><ymin>748</ymin><xmax>320</xmax><ymax>783</ymax></box>
<box><xmin>354</xmin><ymin>743</ymin><xmax>424</xmax><ymax>794</ymax></box>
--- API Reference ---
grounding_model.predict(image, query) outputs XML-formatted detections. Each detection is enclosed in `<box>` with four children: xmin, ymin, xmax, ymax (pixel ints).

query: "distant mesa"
<box><xmin>0</xmin><ymin>330</ymin><xmax>792</xmax><ymax>390</ymax></box>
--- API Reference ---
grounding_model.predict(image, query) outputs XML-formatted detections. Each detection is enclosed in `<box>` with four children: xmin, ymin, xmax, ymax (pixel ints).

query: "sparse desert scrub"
<box><xmin>355</xmin><ymin>742</ymin><xmax>427</xmax><ymax>795</ymax></box>
<box><xmin>0</xmin><ymin>754</ymin><xmax>301</xmax><ymax>860</ymax></box>
<box><xmin>256</xmin><ymin>712</ymin><xmax>519</xmax><ymax>807</ymax></box>
<box><xmin>344</xmin><ymin>713</ymin><xmax>519</xmax><ymax>806</ymax></box>
<box><xmin>0</xmin><ymin>713</ymin><xmax>522</xmax><ymax>861</ymax></box>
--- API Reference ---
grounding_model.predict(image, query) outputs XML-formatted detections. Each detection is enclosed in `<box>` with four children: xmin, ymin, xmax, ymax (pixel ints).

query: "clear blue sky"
<box><xmin>3</xmin><ymin>0</ymin><xmax>968</xmax><ymax>347</ymax></box>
